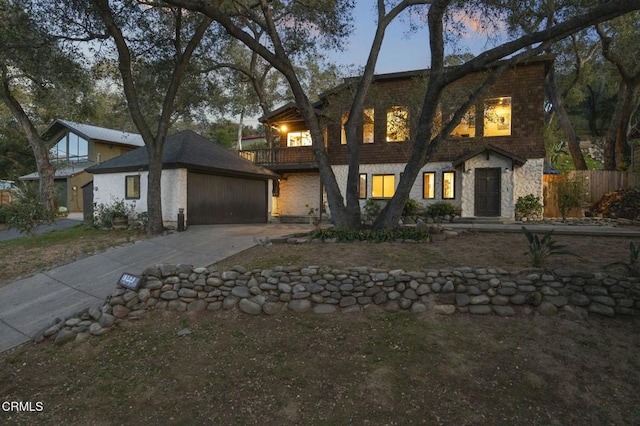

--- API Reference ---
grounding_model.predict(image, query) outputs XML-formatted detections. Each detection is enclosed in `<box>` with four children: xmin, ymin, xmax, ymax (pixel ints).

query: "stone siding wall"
<box><xmin>514</xmin><ymin>158</ymin><xmax>544</xmax><ymax>205</ymax></box>
<box><xmin>39</xmin><ymin>263</ymin><xmax>639</xmax><ymax>345</ymax></box>
<box><xmin>275</xmin><ymin>173</ymin><xmax>321</xmax><ymax>216</ymax></box>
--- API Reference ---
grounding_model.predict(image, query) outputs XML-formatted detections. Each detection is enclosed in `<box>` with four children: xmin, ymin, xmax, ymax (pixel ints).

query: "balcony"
<box><xmin>239</xmin><ymin>147</ymin><xmax>316</xmax><ymax>170</ymax></box>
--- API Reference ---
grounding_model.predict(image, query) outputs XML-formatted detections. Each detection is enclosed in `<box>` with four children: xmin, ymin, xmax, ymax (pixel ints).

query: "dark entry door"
<box><xmin>82</xmin><ymin>181</ymin><xmax>93</xmax><ymax>224</ymax></box>
<box><xmin>187</xmin><ymin>173</ymin><xmax>267</xmax><ymax>224</ymax></box>
<box><xmin>475</xmin><ymin>168</ymin><xmax>501</xmax><ymax>217</ymax></box>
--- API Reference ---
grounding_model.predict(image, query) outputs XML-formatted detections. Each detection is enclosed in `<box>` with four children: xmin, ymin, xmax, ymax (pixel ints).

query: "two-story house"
<box><xmin>241</xmin><ymin>57</ymin><xmax>550</xmax><ymax>222</ymax></box>
<box><xmin>19</xmin><ymin>120</ymin><xmax>144</xmax><ymax>214</ymax></box>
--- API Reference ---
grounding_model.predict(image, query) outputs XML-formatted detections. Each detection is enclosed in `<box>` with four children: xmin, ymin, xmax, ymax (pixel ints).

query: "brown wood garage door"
<box><xmin>187</xmin><ymin>172</ymin><xmax>268</xmax><ymax>224</ymax></box>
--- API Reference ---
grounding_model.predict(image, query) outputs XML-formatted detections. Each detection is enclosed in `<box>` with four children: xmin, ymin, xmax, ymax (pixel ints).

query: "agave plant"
<box><xmin>605</xmin><ymin>242</ymin><xmax>640</xmax><ymax>277</ymax></box>
<box><xmin>522</xmin><ymin>227</ymin><xmax>578</xmax><ymax>268</ymax></box>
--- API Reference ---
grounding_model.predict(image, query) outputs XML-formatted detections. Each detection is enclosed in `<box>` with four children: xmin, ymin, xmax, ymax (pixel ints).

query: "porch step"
<box><xmin>454</xmin><ymin>217</ymin><xmax>515</xmax><ymax>225</ymax></box>
<box><xmin>271</xmin><ymin>215</ymin><xmax>329</xmax><ymax>224</ymax></box>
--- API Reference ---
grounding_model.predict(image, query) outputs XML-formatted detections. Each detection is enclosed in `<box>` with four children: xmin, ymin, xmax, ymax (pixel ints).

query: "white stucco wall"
<box><xmin>460</xmin><ymin>155</ymin><xmax>544</xmax><ymax>218</ymax></box>
<box><xmin>93</xmin><ymin>169</ymin><xmax>187</xmax><ymax>226</ymax></box>
<box><xmin>273</xmin><ymin>173</ymin><xmax>322</xmax><ymax>216</ymax></box>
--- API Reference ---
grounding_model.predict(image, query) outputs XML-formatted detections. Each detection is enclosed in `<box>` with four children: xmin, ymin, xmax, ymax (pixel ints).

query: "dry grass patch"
<box><xmin>0</xmin><ymin>225</ymin><xmax>147</xmax><ymax>286</ymax></box>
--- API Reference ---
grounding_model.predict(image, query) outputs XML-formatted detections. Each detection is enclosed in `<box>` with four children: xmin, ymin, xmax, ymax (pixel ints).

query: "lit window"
<box><xmin>341</xmin><ymin>112</ymin><xmax>348</xmax><ymax>145</ymax></box>
<box><xmin>442</xmin><ymin>171</ymin><xmax>455</xmax><ymax>199</ymax></box>
<box><xmin>125</xmin><ymin>175</ymin><xmax>140</xmax><ymax>200</ymax></box>
<box><xmin>363</xmin><ymin>108</ymin><xmax>374</xmax><ymax>144</ymax></box>
<box><xmin>423</xmin><ymin>172</ymin><xmax>435</xmax><ymax>199</ymax></box>
<box><xmin>386</xmin><ymin>106</ymin><xmax>409</xmax><ymax>142</ymax></box>
<box><xmin>358</xmin><ymin>174</ymin><xmax>367</xmax><ymax>199</ymax></box>
<box><xmin>286</xmin><ymin>130</ymin><xmax>312</xmax><ymax>147</ymax></box>
<box><xmin>484</xmin><ymin>97</ymin><xmax>511</xmax><ymax>137</ymax></box>
<box><xmin>450</xmin><ymin>106</ymin><xmax>476</xmax><ymax>138</ymax></box>
<box><xmin>372</xmin><ymin>174</ymin><xmax>395</xmax><ymax>198</ymax></box>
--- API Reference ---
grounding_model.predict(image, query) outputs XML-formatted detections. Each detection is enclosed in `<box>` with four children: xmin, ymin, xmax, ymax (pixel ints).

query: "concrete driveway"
<box><xmin>0</xmin><ymin>223</ymin><xmax>312</xmax><ymax>353</ymax></box>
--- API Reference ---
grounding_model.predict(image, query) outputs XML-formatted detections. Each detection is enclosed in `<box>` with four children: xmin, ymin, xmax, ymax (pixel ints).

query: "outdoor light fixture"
<box><xmin>117</xmin><ymin>272</ymin><xmax>143</xmax><ymax>290</ymax></box>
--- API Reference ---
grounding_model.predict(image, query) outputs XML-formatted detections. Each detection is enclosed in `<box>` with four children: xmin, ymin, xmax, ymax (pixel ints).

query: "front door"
<box><xmin>475</xmin><ymin>168</ymin><xmax>501</xmax><ymax>217</ymax></box>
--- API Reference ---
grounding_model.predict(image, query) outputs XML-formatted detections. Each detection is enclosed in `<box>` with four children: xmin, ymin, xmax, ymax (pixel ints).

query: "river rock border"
<box><xmin>38</xmin><ymin>263</ymin><xmax>640</xmax><ymax>345</ymax></box>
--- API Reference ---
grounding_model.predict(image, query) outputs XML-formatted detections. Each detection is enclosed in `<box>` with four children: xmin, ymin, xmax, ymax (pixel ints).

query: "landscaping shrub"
<box><xmin>592</xmin><ymin>187</ymin><xmax>640</xmax><ymax>220</ymax></box>
<box><xmin>402</xmin><ymin>198</ymin><xmax>420</xmax><ymax>219</ymax></box>
<box><xmin>362</xmin><ymin>199</ymin><xmax>383</xmax><ymax>223</ymax></box>
<box><xmin>425</xmin><ymin>201</ymin><xmax>458</xmax><ymax>221</ymax></box>
<box><xmin>515</xmin><ymin>194</ymin><xmax>543</xmax><ymax>220</ymax></box>
<box><xmin>0</xmin><ymin>205</ymin><xmax>7</xmax><ymax>224</ymax></box>
<box><xmin>556</xmin><ymin>174</ymin><xmax>585</xmax><ymax>220</ymax></box>
<box><xmin>4</xmin><ymin>185</ymin><xmax>54</xmax><ymax>237</ymax></box>
<box><xmin>93</xmin><ymin>198</ymin><xmax>135</xmax><ymax>228</ymax></box>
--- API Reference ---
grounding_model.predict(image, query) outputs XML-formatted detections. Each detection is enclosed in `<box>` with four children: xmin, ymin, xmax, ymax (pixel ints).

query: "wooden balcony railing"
<box><xmin>239</xmin><ymin>146</ymin><xmax>315</xmax><ymax>166</ymax></box>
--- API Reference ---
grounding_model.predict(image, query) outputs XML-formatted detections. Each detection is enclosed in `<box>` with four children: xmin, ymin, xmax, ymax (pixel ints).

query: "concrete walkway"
<box><xmin>0</xmin><ymin>223</ymin><xmax>312</xmax><ymax>353</ymax></box>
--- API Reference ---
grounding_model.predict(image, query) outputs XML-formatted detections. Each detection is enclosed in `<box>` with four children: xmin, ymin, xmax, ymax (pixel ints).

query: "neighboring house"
<box><xmin>19</xmin><ymin>120</ymin><xmax>144</xmax><ymax>213</ymax></box>
<box><xmin>240</xmin><ymin>57</ymin><xmax>551</xmax><ymax>222</ymax></box>
<box><xmin>87</xmin><ymin>130</ymin><xmax>278</xmax><ymax>227</ymax></box>
<box><xmin>0</xmin><ymin>180</ymin><xmax>14</xmax><ymax>206</ymax></box>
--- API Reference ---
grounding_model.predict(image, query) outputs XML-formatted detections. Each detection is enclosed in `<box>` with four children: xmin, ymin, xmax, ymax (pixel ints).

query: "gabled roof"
<box><xmin>452</xmin><ymin>144</ymin><xmax>527</xmax><ymax>168</ymax></box>
<box><xmin>87</xmin><ymin>130</ymin><xmax>278</xmax><ymax>179</ymax></box>
<box><xmin>42</xmin><ymin>120</ymin><xmax>144</xmax><ymax>148</ymax></box>
<box><xmin>259</xmin><ymin>102</ymin><xmax>324</xmax><ymax>124</ymax></box>
<box><xmin>19</xmin><ymin>162</ymin><xmax>97</xmax><ymax>181</ymax></box>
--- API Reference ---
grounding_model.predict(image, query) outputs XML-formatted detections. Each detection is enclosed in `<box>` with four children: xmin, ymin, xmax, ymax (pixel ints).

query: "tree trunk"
<box><xmin>0</xmin><ymin>77</ymin><xmax>56</xmax><ymax>212</ymax></box>
<box><xmin>603</xmin><ymin>80</ymin><xmax>638</xmax><ymax>170</ymax></box>
<box><xmin>146</xmin><ymin>143</ymin><xmax>164</xmax><ymax>235</ymax></box>
<box><xmin>547</xmin><ymin>67</ymin><xmax>587</xmax><ymax>170</ymax></box>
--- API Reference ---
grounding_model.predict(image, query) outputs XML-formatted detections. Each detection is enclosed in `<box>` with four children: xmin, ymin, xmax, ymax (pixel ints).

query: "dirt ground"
<box><xmin>1</xmin><ymin>229</ymin><xmax>639</xmax><ymax>425</ymax></box>
<box><xmin>218</xmin><ymin>230</ymin><xmax>638</xmax><ymax>275</ymax></box>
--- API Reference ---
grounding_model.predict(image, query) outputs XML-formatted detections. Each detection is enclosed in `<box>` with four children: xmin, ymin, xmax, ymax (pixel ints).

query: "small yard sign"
<box><xmin>118</xmin><ymin>272</ymin><xmax>143</xmax><ymax>290</ymax></box>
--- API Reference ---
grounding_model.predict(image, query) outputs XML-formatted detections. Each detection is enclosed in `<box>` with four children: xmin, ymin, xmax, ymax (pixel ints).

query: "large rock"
<box><xmin>53</xmin><ymin>329</ymin><xmax>75</xmax><ymax>345</ymax></box>
<box><xmin>112</xmin><ymin>305</ymin><xmax>130</xmax><ymax>319</ymax></box>
<box><xmin>288</xmin><ymin>300</ymin><xmax>312</xmax><ymax>313</ymax></box>
<box><xmin>314</xmin><ymin>304</ymin><xmax>337</xmax><ymax>314</ymax></box>
<box><xmin>238</xmin><ymin>299</ymin><xmax>262</xmax><ymax>315</ymax></box>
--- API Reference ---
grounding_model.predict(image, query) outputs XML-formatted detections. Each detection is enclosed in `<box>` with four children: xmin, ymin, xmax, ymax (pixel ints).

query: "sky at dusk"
<box><xmin>328</xmin><ymin>2</ymin><xmax>501</xmax><ymax>75</ymax></box>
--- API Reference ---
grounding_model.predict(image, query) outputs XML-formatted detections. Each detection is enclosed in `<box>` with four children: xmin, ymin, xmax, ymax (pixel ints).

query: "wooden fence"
<box><xmin>0</xmin><ymin>190</ymin><xmax>12</xmax><ymax>206</ymax></box>
<box><xmin>543</xmin><ymin>170</ymin><xmax>639</xmax><ymax>218</ymax></box>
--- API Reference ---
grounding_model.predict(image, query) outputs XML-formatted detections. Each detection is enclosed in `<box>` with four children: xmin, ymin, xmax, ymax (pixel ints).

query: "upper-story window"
<box><xmin>340</xmin><ymin>112</ymin><xmax>348</xmax><ymax>145</ymax></box>
<box><xmin>386</xmin><ymin>106</ymin><xmax>409</xmax><ymax>142</ymax></box>
<box><xmin>286</xmin><ymin>130</ymin><xmax>312</xmax><ymax>147</ymax></box>
<box><xmin>342</xmin><ymin>108</ymin><xmax>375</xmax><ymax>144</ymax></box>
<box><xmin>363</xmin><ymin>108</ymin><xmax>375</xmax><ymax>144</ymax></box>
<box><xmin>484</xmin><ymin>97</ymin><xmax>511</xmax><ymax>137</ymax></box>
<box><xmin>449</xmin><ymin>106</ymin><xmax>476</xmax><ymax>138</ymax></box>
<box><xmin>50</xmin><ymin>132</ymin><xmax>89</xmax><ymax>163</ymax></box>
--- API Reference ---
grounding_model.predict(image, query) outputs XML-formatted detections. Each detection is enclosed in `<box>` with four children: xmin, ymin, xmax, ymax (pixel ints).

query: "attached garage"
<box><xmin>88</xmin><ymin>130</ymin><xmax>278</xmax><ymax>228</ymax></box>
<box><xmin>187</xmin><ymin>173</ymin><xmax>267</xmax><ymax>224</ymax></box>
